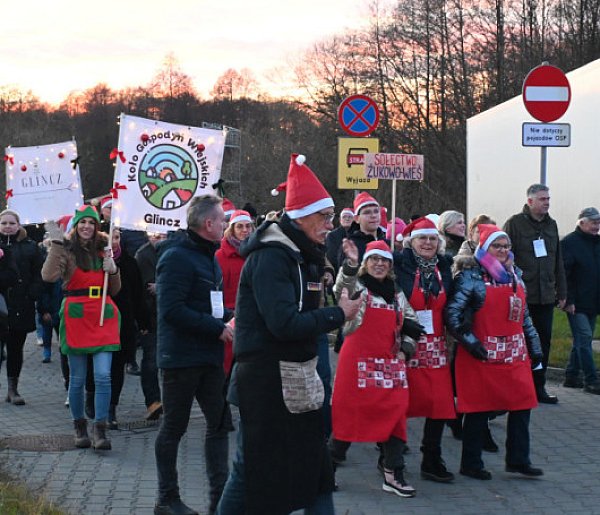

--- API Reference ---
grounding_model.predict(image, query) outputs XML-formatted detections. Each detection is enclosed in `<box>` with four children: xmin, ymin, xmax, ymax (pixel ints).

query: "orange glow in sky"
<box><xmin>2</xmin><ymin>0</ymin><xmax>377</xmax><ymax>105</ymax></box>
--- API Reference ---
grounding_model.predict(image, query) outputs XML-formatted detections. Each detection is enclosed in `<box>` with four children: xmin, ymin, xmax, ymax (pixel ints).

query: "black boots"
<box><xmin>6</xmin><ymin>377</ymin><xmax>25</xmax><ymax>405</ymax></box>
<box><xmin>92</xmin><ymin>421</ymin><xmax>111</xmax><ymax>450</ymax></box>
<box><xmin>420</xmin><ymin>448</ymin><xmax>455</xmax><ymax>483</ymax></box>
<box><xmin>73</xmin><ymin>418</ymin><xmax>91</xmax><ymax>448</ymax></box>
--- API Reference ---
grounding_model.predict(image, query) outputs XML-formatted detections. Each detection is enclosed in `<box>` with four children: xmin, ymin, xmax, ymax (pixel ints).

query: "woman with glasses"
<box><xmin>394</xmin><ymin>217</ymin><xmax>456</xmax><ymax>483</ymax></box>
<box><xmin>446</xmin><ymin>224</ymin><xmax>544</xmax><ymax>480</ymax></box>
<box><xmin>330</xmin><ymin>239</ymin><xmax>419</xmax><ymax>498</ymax></box>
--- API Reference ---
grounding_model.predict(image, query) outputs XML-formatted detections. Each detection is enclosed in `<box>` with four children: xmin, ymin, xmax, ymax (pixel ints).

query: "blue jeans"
<box><xmin>566</xmin><ymin>312</ymin><xmax>598</xmax><ymax>385</ymax></box>
<box><xmin>217</xmin><ymin>420</ymin><xmax>335</xmax><ymax>515</ymax></box>
<box><xmin>68</xmin><ymin>352</ymin><xmax>112</xmax><ymax>422</ymax></box>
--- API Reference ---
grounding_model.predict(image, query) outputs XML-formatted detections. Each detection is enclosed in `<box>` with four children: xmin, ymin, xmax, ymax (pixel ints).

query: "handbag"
<box><xmin>0</xmin><ymin>293</ymin><xmax>8</xmax><ymax>318</ymax></box>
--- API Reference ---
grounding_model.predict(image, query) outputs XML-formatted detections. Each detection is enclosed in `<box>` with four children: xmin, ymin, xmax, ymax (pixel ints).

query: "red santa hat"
<box><xmin>402</xmin><ymin>216</ymin><xmax>439</xmax><ymax>239</ymax></box>
<box><xmin>387</xmin><ymin>217</ymin><xmax>407</xmax><ymax>242</ymax></box>
<box><xmin>362</xmin><ymin>240</ymin><xmax>393</xmax><ymax>263</ymax></box>
<box><xmin>379</xmin><ymin>206</ymin><xmax>388</xmax><ymax>230</ymax></box>
<box><xmin>271</xmin><ymin>182</ymin><xmax>287</xmax><ymax>197</ymax></box>
<box><xmin>229</xmin><ymin>209</ymin><xmax>252</xmax><ymax>226</ymax></box>
<box><xmin>340</xmin><ymin>207</ymin><xmax>354</xmax><ymax>217</ymax></box>
<box><xmin>281</xmin><ymin>154</ymin><xmax>333</xmax><ymax>219</ymax></box>
<box><xmin>477</xmin><ymin>224</ymin><xmax>510</xmax><ymax>252</ymax></box>
<box><xmin>353</xmin><ymin>192</ymin><xmax>379</xmax><ymax>215</ymax></box>
<box><xmin>222</xmin><ymin>198</ymin><xmax>236</xmax><ymax>217</ymax></box>
<box><xmin>100</xmin><ymin>196</ymin><xmax>113</xmax><ymax>211</ymax></box>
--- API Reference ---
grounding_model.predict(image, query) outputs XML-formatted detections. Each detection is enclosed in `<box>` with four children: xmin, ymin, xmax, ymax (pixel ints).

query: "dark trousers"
<box><xmin>461</xmin><ymin>410</ymin><xmax>531</xmax><ymax>470</ymax></box>
<box><xmin>528</xmin><ymin>303</ymin><xmax>554</xmax><ymax>388</ymax></box>
<box><xmin>330</xmin><ymin>436</ymin><xmax>406</xmax><ymax>470</ymax></box>
<box><xmin>140</xmin><ymin>332</ymin><xmax>161</xmax><ymax>407</ymax></box>
<box><xmin>316</xmin><ymin>334</ymin><xmax>332</xmax><ymax>439</ymax></box>
<box><xmin>421</xmin><ymin>418</ymin><xmax>446</xmax><ymax>456</ymax></box>
<box><xmin>155</xmin><ymin>365</ymin><xmax>229</xmax><ymax>512</ymax></box>
<box><xmin>3</xmin><ymin>329</ymin><xmax>27</xmax><ymax>378</ymax></box>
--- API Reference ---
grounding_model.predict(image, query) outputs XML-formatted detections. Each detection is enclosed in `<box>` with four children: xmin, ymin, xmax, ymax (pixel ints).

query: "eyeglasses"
<box><xmin>368</xmin><ymin>255</ymin><xmax>391</xmax><ymax>264</ymax></box>
<box><xmin>490</xmin><ymin>243</ymin><xmax>511</xmax><ymax>250</ymax></box>
<box><xmin>316</xmin><ymin>211</ymin><xmax>335</xmax><ymax>223</ymax></box>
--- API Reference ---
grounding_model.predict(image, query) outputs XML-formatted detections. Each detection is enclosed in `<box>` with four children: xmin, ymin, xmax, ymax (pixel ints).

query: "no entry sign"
<box><xmin>522</xmin><ymin>65</ymin><xmax>571</xmax><ymax>123</ymax></box>
<box><xmin>338</xmin><ymin>95</ymin><xmax>380</xmax><ymax>137</ymax></box>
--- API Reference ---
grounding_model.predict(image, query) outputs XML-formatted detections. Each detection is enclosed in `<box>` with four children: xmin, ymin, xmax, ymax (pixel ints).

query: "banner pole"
<box><xmin>390</xmin><ymin>179</ymin><xmax>397</xmax><ymax>245</ymax></box>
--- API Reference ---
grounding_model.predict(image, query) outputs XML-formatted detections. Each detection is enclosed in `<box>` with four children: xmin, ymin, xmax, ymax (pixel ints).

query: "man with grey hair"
<box><xmin>560</xmin><ymin>207</ymin><xmax>600</xmax><ymax>394</ymax></box>
<box><xmin>503</xmin><ymin>184</ymin><xmax>566</xmax><ymax>404</ymax></box>
<box><xmin>154</xmin><ymin>195</ymin><xmax>233</xmax><ymax>515</ymax></box>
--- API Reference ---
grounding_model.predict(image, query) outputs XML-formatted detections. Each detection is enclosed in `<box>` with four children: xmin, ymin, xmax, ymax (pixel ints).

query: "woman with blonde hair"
<box><xmin>438</xmin><ymin>210</ymin><xmax>466</xmax><ymax>257</ymax></box>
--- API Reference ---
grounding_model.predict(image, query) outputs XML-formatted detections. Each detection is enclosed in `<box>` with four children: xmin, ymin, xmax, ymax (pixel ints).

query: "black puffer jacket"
<box><xmin>0</xmin><ymin>245</ymin><xmax>19</xmax><ymax>337</ymax></box>
<box><xmin>0</xmin><ymin>228</ymin><xmax>44</xmax><ymax>333</ymax></box>
<box><xmin>445</xmin><ymin>256</ymin><xmax>542</xmax><ymax>361</ymax></box>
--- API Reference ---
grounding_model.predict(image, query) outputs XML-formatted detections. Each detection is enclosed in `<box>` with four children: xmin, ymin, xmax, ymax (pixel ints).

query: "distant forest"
<box><xmin>2</xmin><ymin>0</ymin><xmax>599</xmax><ymax>219</ymax></box>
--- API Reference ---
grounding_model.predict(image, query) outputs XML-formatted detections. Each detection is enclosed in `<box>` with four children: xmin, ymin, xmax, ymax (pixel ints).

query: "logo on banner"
<box><xmin>138</xmin><ymin>144</ymin><xmax>198</xmax><ymax>210</ymax></box>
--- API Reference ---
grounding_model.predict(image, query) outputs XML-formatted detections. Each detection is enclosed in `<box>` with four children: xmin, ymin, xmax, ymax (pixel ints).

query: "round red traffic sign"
<box><xmin>522</xmin><ymin>65</ymin><xmax>571</xmax><ymax>122</ymax></box>
<box><xmin>338</xmin><ymin>95</ymin><xmax>380</xmax><ymax>137</ymax></box>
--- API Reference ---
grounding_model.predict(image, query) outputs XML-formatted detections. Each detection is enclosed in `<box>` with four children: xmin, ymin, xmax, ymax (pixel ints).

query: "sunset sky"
<box><xmin>2</xmin><ymin>0</ymin><xmax>381</xmax><ymax>105</ymax></box>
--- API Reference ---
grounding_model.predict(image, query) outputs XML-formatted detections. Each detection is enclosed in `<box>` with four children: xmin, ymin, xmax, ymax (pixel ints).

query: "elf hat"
<box><xmin>477</xmin><ymin>224</ymin><xmax>510</xmax><ymax>252</ymax></box>
<box><xmin>222</xmin><ymin>198</ymin><xmax>236</xmax><ymax>217</ymax></box>
<box><xmin>100</xmin><ymin>196</ymin><xmax>113</xmax><ymax>211</ymax></box>
<box><xmin>283</xmin><ymin>154</ymin><xmax>334</xmax><ymax>219</ymax></box>
<box><xmin>362</xmin><ymin>240</ymin><xmax>393</xmax><ymax>263</ymax></box>
<box><xmin>229</xmin><ymin>210</ymin><xmax>252</xmax><ymax>226</ymax></box>
<box><xmin>340</xmin><ymin>207</ymin><xmax>354</xmax><ymax>217</ymax></box>
<box><xmin>402</xmin><ymin>216</ymin><xmax>439</xmax><ymax>239</ymax></box>
<box><xmin>353</xmin><ymin>192</ymin><xmax>379</xmax><ymax>215</ymax></box>
<box><xmin>72</xmin><ymin>205</ymin><xmax>100</xmax><ymax>227</ymax></box>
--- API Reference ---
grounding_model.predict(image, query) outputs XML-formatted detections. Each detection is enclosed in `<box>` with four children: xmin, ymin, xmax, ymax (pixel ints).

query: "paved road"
<box><xmin>1</xmin><ymin>335</ymin><xmax>600</xmax><ymax>514</ymax></box>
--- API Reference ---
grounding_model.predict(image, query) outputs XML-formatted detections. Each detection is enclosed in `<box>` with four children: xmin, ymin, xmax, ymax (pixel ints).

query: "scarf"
<box><xmin>475</xmin><ymin>247</ymin><xmax>515</xmax><ymax>284</ymax></box>
<box><xmin>226</xmin><ymin>234</ymin><xmax>242</xmax><ymax>253</ymax></box>
<box><xmin>360</xmin><ymin>273</ymin><xmax>396</xmax><ymax>304</ymax></box>
<box><xmin>413</xmin><ymin>250</ymin><xmax>440</xmax><ymax>298</ymax></box>
<box><xmin>279</xmin><ymin>215</ymin><xmax>326</xmax><ymax>268</ymax></box>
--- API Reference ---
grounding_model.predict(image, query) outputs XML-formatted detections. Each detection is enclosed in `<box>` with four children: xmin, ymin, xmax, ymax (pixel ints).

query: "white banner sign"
<box><xmin>364</xmin><ymin>153</ymin><xmax>424</xmax><ymax>180</ymax></box>
<box><xmin>4</xmin><ymin>141</ymin><xmax>84</xmax><ymax>224</ymax></box>
<box><xmin>112</xmin><ymin>114</ymin><xmax>226</xmax><ymax>233</ymax></box>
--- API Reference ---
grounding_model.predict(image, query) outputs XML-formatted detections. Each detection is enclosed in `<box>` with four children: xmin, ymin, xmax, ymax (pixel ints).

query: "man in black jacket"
<box><xmin>561</xmin><ymin>207</ymin><xmax>600</xmax><ymax>394</ymax></box>
<box><xmin>217</xmin><ymin>155</ymin><xmax>360</xmax><ymax>515</ymax></box>
<box><xmin>503</xmin><ymin>184</ymin><xmax>566</xmax><ymax>404</ymax></box>
<box><xmin>325</xmin><ymin>207</ymin><xmax>353</xmax><ymax>272</ymax></box>
<box><xmin>154</xmin><ymin>195</ymin><xmax>233</xmax><ymax>515</ymax></box>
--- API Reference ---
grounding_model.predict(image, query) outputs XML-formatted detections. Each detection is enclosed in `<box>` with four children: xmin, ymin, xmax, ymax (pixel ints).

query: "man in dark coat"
<box><xmin>217</xmin><ymin>155</ymin><xmax>360</xmax><ymax>515</ymax></box>
<box><xmin>325</xmin><ymin>207</ymin><xmax>354</xmax><ymax>272</ymax></box>
<box><xmin>561</xmin><ymin>207</ymin><xmax>600</xmax><ymax>394</ymax></box>
<box><xmin>154</xmin><ymin>195</ymin><xmax>233</xmax><ymax>515</ymax></box>
<box><xmin>503</xmin><ymin>183</ymin><xmax>567</xmax><ymax>404</ymax></box>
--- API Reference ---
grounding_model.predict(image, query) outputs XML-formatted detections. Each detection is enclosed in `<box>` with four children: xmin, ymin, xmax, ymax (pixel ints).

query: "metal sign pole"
<box><xmin>540</xmin><ymin>146</ymin><xmax>547</xmax><ymax>185</ymax></box>
<box><xmin>390</xmin><ymin>180</ymin><xmax>397</xmax><ymax>245</ymax></box>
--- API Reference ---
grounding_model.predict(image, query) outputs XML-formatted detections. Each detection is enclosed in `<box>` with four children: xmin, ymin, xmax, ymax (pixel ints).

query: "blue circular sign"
<box><xmin>338</xmin><ymin>95</ymin><xmax>380</xmax><ymax>137</ymax></box>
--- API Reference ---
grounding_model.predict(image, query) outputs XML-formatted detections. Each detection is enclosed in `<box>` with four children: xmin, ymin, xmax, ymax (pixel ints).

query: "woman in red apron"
<box><xmin>395</xmin><ymin>217</ymin><xmax>456</xmax><ymax>483</ymax></box>
<box><xmin>42</xmin><ymin>205</ymin><xmax>121</xmax><ymax>451</ymax></box>
<box><xmin>446</xmin><ymin>224</ymin><xmax>544</xmax><ymax>480</ymax></box>
<box><xmin>330</xmin><ymin>239</ymin><xmax>419</xmax><ymax>498</ymax></box>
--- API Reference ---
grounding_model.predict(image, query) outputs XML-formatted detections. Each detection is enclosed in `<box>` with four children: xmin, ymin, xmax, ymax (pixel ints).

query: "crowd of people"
<box><xmin>1</xmin><ymin>156</ymin><xmax>599</xmax><ymax>515</ymax></box>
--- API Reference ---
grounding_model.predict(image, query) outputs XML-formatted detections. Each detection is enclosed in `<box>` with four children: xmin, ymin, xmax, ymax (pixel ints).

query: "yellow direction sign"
<box><xmin>337</xmin><ymin>137</ymin><xmax>379</xmax><ymax>190</ymax></box>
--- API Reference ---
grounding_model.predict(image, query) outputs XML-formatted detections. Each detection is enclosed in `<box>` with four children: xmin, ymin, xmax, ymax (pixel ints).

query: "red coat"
<box><xmin>216</xmin><ymin>236</ymin><xmax>245</xmax><ymax>375</ymax></box>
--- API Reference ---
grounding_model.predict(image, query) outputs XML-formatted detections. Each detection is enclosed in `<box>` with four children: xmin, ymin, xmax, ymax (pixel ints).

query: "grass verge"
<box><xmin>548</xmin><ymin>308</ymin><xmax>600</xmax><ymax>369</ymax></box>
<box><xmin>0</xmin><ymin>470</ymin><xmax>65</xmax><ymax>515</ymax></box>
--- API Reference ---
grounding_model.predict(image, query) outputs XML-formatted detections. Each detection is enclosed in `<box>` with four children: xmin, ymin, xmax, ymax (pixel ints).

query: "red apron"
<box><xmin>407</xmin><ymin>269</ymin><xmax>456</xmax><ymax>419</ymax></box>
<box><xmin>455</xmin><ymin>279</ymin><xmax>537</xmax><ymax>413</ymax></box>
<box><xmin>332</xmin><ymin>291</ymin><xmax>409</xmax><ymax>442</ymax></box>
<box><xmin>59</xmin><ymin>267</ymin><xmax>120</xmax><ymax>355</ymax></box>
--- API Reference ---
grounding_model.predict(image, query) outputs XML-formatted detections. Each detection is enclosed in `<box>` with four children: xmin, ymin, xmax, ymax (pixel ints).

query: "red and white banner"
<box><xmin>4</xmin><ymin>141</ymin><xmax>84</xmax><ymax>224</ymax></box>
<box><xmin>112</xmin><ymin>114</ymin><xmax>226</xmax><ymax>233</ymax></box>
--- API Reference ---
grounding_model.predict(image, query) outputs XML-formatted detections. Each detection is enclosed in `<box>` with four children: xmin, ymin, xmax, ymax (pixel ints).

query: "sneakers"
<box><xmin>564</xmin><ymin>376</ymin><xmax>584</xmax><ymax>388</ymax></box>
<box><xmin>382</xmin><ymin>468</ymin><xmax>416</xmax><ymax>497</ymax></box>
<box><xmin>583</xmin><ymin>382</ymin><xmax>600</xmax><ymax>395</ymax></box>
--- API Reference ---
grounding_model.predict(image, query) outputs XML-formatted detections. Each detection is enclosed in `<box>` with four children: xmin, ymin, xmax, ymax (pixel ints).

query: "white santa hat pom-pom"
<box><xmin>271</xmin><ymin>188</ymin><xmax>280</xmax><ymax>196</ymax></box>
<box><xmin>295</xmin><ymin>154</ymin><xmax>306</xmax><ymax>166</ymax></box>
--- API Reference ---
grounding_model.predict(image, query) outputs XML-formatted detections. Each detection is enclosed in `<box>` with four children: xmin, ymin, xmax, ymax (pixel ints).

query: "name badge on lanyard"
<box><xmin>211</xmin><ymin>291</ymin><xmax>224</xmax><ymax>319</ymax></box>
<box><xmin>306</xmin><ymin>282</ymin><xmax>322</xmax><ymax>292</ymax></box>
<box><xmin>533</xmin><ymin>238</ymin><xmax>547</xmax><ymax>258</ymax></box>
<box><xmin>416</xmin><ymin>310</ymin><xmax>434</xmax><ymax>335</ymax></box>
